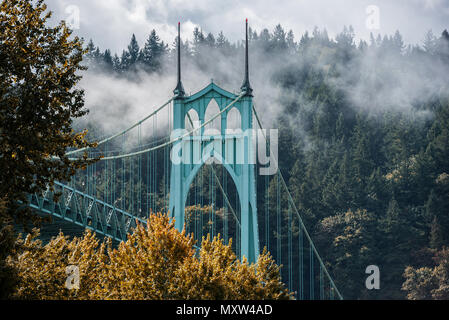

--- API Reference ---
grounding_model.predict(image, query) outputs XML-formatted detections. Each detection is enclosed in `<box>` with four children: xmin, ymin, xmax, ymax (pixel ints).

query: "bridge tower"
<box><xmin>169</xmin><ymin>20</ymin><xmax>259</xmax><ymax>263</ymax></box>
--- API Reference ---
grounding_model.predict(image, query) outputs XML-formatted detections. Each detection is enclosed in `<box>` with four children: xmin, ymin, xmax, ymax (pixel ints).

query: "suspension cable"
<box><xmin>252</xmin><ymin>103</ymin><xmax>343</xmax><ymax>300</ymax></box>
<box><xmin>69</xmin><ymin>93</ymin><xmax>245</xmax><ymax>161</ymax></box>
<box><xmin>66</xmin><ymin>97</ymin><xmax>174</xmax><ymax>155</ymax></box>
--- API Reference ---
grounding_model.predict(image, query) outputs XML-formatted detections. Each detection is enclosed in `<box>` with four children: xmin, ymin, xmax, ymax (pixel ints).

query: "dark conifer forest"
<box><xmin>50</xmin><ymin>25</ymin><xmax>449</xmax><ymax>299</ymax></box>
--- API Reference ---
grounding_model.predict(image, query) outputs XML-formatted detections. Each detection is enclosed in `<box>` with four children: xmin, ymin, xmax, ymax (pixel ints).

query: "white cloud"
<box><xmin>45</xmin><ymin>0</ymin><xmax>449</xmax><ymax>55</ymax></box>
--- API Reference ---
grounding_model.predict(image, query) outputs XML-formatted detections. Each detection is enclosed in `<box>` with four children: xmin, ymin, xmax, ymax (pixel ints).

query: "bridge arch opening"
<box><xmin>185</xmin><ymin>109</ymin><xmax>200</xmax><ymax>132</ymax></box>
<box><xmin>184</xmin><ymin>159</ymin><xmax>241</xmax><ymax>255</ymax></box>
<box><xmin>204</xmin><ymin>99</ymin><xmax>221</xmax><ymax>134</ymax></box>
<box><xmin>226</xmin><ymin>107</ymin><xmax>241</xmax><ymax>130</ymax></box>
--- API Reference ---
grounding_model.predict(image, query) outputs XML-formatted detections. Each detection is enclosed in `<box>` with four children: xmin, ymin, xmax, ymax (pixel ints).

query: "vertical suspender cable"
<box><xmin>288</xmin><ymin>201</ymin><xmax>292</xmax><ymax>292</ymax></box>
<box><xmin>138</xmin><ymin>124</ymin><xmax>142</xmax><ymax>217</ymax></box>
<box><xmin>146</xmin><ymin>142</ymin><xmax>149</xmax><ymax>217</ymax></box>
<box><xmin>265</xmin><ymin>170</ymin><xmax>269</xmax><ymax>253</ymax></box>
<box><xmin>310</xmin><ymin>242</ymin><xmax>314</xmax><ymax>300</ymax></box>
<box><xmin>320</xmin><ymin>264</ymin><xmax>324</xmax><ymax>300</ymax></box>
<box><xmin>122</xmin><ymin>134</ymin><xmax>125</xmax><ymax>211</ymax></box>
<box><xmin>277</xmin><ymin>171</ymin><xmax>281</xmax><ymax>272</ymax></box>
<box><xmin>154</xmin><ymin>114</ymin><xmax>158</xmax><ymax>213</ymax></box>
<box><xmin>299</xmin><ymin>222</ymin><xmax>304</xmax><ymax>300</ymax></box>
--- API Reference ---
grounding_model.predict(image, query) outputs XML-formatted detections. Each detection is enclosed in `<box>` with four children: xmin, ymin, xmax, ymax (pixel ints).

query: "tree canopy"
<box><xmin>8</xmin><ymin>213</ymin><xmax>292</xmax><ymax>300</ymax></box>
<box><xmin>0</xmin><ymin>0</ymin><xmax>95</xmax><ymax>225</ymax></box>
<box><xmin>0</xmin><ymin>0</ymin><xmax>96</xmax><ymax>298</ymax></box>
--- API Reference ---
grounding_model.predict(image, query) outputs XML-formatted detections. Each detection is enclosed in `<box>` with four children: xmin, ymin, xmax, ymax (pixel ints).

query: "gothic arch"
<box><xmin>182</xmin><ymin>153</ymin><xmax>242</xmax><ymax>209</ymax></box>
<box><xmin>204</xmin><ymin>98</ymin><xmax>221</xmax><ymax>134</ymax></box>
<box><xmin>226</xmin><ymin>107</ymin><xmax>242</xmax><ymax>130</ymax></box>
<box><xmin>185</xmin><ymin>109</ymin><xmax>200</xmax><ymax>132</ymax></box>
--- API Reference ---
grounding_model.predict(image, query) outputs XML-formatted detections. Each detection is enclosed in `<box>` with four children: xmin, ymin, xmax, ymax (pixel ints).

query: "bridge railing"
<box><xmin>28</xmin><ymin>181</ymin><xmax>146</xmax><ymax>242</ymax></box>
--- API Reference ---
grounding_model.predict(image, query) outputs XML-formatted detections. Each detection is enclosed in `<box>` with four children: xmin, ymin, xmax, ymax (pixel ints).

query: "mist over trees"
<box><xmin>80</xmin><ymin>24</ymin><xmax>449</xmax><ymax>300</ymax></box>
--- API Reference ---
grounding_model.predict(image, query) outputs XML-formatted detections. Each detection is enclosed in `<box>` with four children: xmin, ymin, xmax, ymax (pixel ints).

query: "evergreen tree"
<box><xmin>430</xmin><ymin>215</ymin><xmax>444</xmax><ymax>249</ymax></box>
<box><xmin>272</xmin><ymin>24</ymin><xmax>287</xmax><ymax>51</ymax></box>
<box><xmin>140</xmin><ymin>29</ymin><xmax>167</xmax><ymax>73</ymax></box>
<box><xmin>205</xmin><ymin>32</ymin><xmax>215</xmax><ymax>47</ymax></box>
<box><xmin>102</xmin><ymin>49</ymin><xmax>113</xmax><ymax>71</ymax></box>
<box><xmin>192</xmin><ymin>27</ymin><xmax>205</xmax><ymax>55</ymax></box>
<box><xmin>286</xmin><ymin>30</ymin><xmax>296</xmax><ymax>52</ymax></box>
<box><xmin>436</xmin><ymin>29</ymin><xmax>449</xmax><ymax>60</ymax></box>
<box><xmin>423</xmin><ymin>30</ymin><xmax>437</xmax><ymax>54</ymax></box>
<box><xmin>112</xmin><ymin>53</ymin><xmax>121</xmax><ymax>71</ymax></box>
<box><xmin>392</xmin><ymin>30</ymin><xmax>405</xmax><ymax>53</ymax></box>
<box><xmin>85</xmin><ymin>39</ymin><xmax>97</xmax><ymax>62</ymax></box>
<box><xmin>123</xmin><ymin>34</ymin><xmax>140</xmax><ymax>71</ymax></box>
<box><xmin>336</xmin><ymin>25</ymin><xmax>355</xmax><ymax>49</ymax></box>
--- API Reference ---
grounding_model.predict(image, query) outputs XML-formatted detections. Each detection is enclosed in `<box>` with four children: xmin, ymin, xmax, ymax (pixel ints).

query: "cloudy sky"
<box><xmin>45</xmin><ymin>0</ymin><xmax>449</xmax><ymax>54</ymax></box>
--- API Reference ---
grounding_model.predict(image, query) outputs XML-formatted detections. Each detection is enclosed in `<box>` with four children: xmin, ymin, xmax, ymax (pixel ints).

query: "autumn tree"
<box><xmin>402</xmin><ymin>247</ymin><xmax>449</xmax><ymax>300</ymax></box>
<box><xmin>0</xmin><ymin>198</ymin><xmax>17</xmax><ymax>299</ymax></box>
<box><xmin>0</xmin><ymin>0</ymin><xmax>95</xmax><ymax>226</ymax></box>
<box><xmin>173</xmin><ymin>237</ymin><xmax>291</xmax><ymax>300</ymax></box>
<box><xmin>9</xmin><ymin>229</ymin><xmax>107</xmax><ymax>300</ymax></box>
<box><xmin>91</xmin><ymin>214</ymin><xmax>196</xmax><ymax>300</ymax></box>
<box><xmin>0</xmin><ymin>0</ymin><xmax>96</xmax><ymax>297</ymax></box>
<box><xmin>316</xmin><ymin>209</ymin><xmax>378</xmax><ymax>299</ymax></box>
<box><xmin>8</xmin><ymin>213</ymin><xmax>292</xmax><ymax>300</ymax></box>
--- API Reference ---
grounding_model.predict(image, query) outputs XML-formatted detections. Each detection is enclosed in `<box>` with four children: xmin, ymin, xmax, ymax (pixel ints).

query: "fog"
<box><xmin>74</xmin><ymin>24</ymin><xmax>449</xmax><ymax>150</ymax></box>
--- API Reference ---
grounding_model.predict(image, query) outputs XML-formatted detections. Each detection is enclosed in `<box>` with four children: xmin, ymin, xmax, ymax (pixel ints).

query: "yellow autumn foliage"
<box><xmin>9</xmin><ymin>228</ymin><xmax>107</xmax><ymax>300</ymax></box>
<box><xmin>8</xmin><ymin>213</ymin><xmax>292</xmax><ymax>300</ymax></box>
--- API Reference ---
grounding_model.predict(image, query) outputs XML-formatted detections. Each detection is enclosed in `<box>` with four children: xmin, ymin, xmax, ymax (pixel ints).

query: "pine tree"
<box><xmin>112</xmin><ymin>53</ymin><xmax>121</xmax><ymax>71</ymax></box>
<box><xmin>216</xmin><ymin>31</ymin><xmax>228</xmax><ymax>48</ymax></box>
<box><xmin>103</xmin><ymin>49</ymin><xmax>113</xmax><ymax>70</ymax></box>
<box><xmin>125</xmin><ymin>34</ymin><xmax>140</xmax><ymax>71</ymax></box>
<box><xmin>299</xmin><ymin>31</ymin><xmax>310</xmax><ymax>52</ymax></box>
<box><xmin>430</xmin><ymin>216</ymin><xmax>444</xmax><ymax>249</ymax></box>
<box><xmin>336</xmin><ymin>25</ymin><xmax>355</xmax><ymax>49</ymax></box>
<box><xmin>192</xmin><ymin>27</ymin><xmax>205</xmax><ymax>56</ymax></box>
<box><xmin>286</xmin><ymin>30</ymin><xmax>296</xmax><ymax>52</ymax></box>
<box><xmin>119</xmin><ymin>49</ymin><xmax>131</xmax><ymax>72</ymax></box>
<box><xmin>351</xmin><ymin>115</ymin><xmax>375</xmax><ymax>205</ymax></box>
<box><xmin>140</xmin><ymin>29</ymin><xmax>167</xmax><ymax>73</ymax></box>
<box><xmin>216</xmin><ymin>31</ymin><xmax>232</xmax><ymax>56</ymax></box>
<box><xmin>205</xmin><ymin>32</ymin><xmax>215</xmax><ymax>47</ymax></box>
<box><xmin>423</xmin><ymin>30</ymin><xmax>437</xmax><ymax>54</ymax></box>
<box><xmin>392</xmin><ymin>30</ymin><xmax>405</xmax><ymax>53</ymax></box>
<box><xmin>259</xmin><ymin>29</ymin><xmax>271</xmax><ymax>51</ymax></box>
<box><xmin>436</xmin><ymin>30</ymin><xmax>449</xmax><ymax>60</ymax></box>
<box><xmin>366</xmin><ymin>167</ymin><xmax>388</xmax><ymax>214</ymax></box>
<box><xmin>427</xmin><ymin>101</ymin><xmax>449</xmax><ymax>174</ymax></box>
<box><xmin>272</xmin><ymin>24</ymin><xmax>287</xmax><ymax>51</ymax></box>
<box><xmin>85</xmin><ymin>39</ymin><xmax>97</xmax><ymax>62</ymax></box>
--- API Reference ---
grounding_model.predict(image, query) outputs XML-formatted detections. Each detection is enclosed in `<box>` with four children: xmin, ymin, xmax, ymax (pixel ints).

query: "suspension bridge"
<box><xmin>27</xmin><ymin>21</ymin><xmax>343</xmax><ymax>300</ymax></box>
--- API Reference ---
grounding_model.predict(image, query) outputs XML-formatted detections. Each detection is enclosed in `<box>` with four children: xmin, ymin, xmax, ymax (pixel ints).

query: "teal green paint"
<box><xmin>168</xmin><ymin>82</ymin><xmax>259</xmax><ymax>263</ymax></box>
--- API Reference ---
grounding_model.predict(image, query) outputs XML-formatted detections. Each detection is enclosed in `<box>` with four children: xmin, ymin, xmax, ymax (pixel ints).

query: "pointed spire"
<box><xmin>174</xmin><ymin>22</ymin><xmax>185</xmax><ymax>97</ymax></box>
<box><xmin>241</xmin><ymin>18</ymin><xmax>253</xmax><ymax>96</ymax></box>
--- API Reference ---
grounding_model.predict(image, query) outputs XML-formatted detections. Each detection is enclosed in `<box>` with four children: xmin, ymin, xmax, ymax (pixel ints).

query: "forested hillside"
<box><xmin>80</xmin><ymin>25</ymin><xmax>449</xmax><ymax>300</ymax></box>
